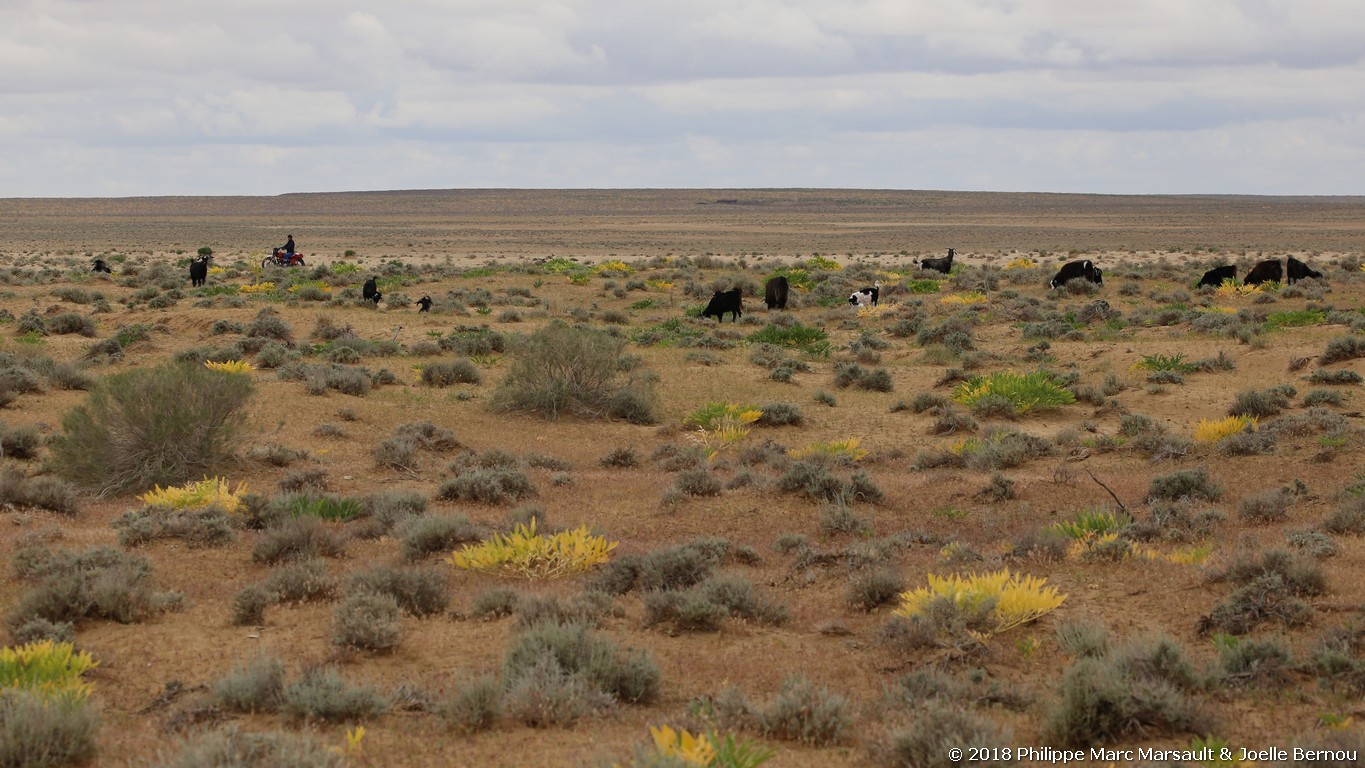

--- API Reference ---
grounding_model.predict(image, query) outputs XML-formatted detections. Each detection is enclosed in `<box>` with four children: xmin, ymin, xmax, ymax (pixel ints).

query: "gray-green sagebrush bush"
<box><xmin>491</xmin><ymin>321</ymin><xmax>658</xmax><ymax>424</ymax></box>
<box><xmin>51</xmin><ymin>362</ymin><xmax>254</xmax><ymax>494</ymax></box>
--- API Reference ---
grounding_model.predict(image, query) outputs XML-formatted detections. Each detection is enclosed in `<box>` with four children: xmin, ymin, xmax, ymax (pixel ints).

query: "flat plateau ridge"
<box><xmin>2</xmin><ymin>188</ymin><xmax>1365</xmax><ymax>257</ymax></box>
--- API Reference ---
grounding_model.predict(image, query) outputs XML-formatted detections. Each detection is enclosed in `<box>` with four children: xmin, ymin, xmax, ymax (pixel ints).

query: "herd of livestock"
<box><xmin>699</xmin><ymin>251</ymin><xmax>1325</xmax><ymax>322</ymax></box>
<box><xmin>88</xmin><ymin>249</ymin><xmax>1326</xmax><ymax>324</ymax></box>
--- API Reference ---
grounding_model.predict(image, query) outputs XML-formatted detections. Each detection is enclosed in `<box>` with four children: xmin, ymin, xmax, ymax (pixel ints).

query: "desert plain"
<box><xmin>1</xmin><ymin>188</ymin><xmax>1364</xmax><ymax>767</ymax></box>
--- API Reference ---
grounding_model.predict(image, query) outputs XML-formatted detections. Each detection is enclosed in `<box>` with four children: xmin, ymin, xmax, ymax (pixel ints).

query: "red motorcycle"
<box><xmin>262</xmin><ymin>249</ymin><xmax>306</xmax><ymax>269</ymax></box>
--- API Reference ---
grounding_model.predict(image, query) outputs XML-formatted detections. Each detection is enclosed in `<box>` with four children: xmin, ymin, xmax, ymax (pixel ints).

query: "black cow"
<box><xmin>1243</xmin><ymin>259</ymin><xmax>1283</xmax><ymax>286</ymax></box>
<box><xmin>849</xmin><ymin>280</ymin><xmax>881</xmax><ymax>307</ymax></box>
<box><xmin>416</xmin><ymin>296</ymin><xmax>433</xmax><ymax>312</ymax></box>
<box><xmin>189</xmin><ymin>254</ymin><xmax>211</xmax><ymax>287</ymax></box>
<box><xmin>1050</xmin><ymin>260</ymin><xmax>1103</xmax><ymax>289</ymax></box>
<box><xmin>91</xmin><ymin>259</ymin><xmax>112</xmax><ymax>274</ymax></box>
<box><xmin>918</xmin><ymin>248</ymin><xmax>955</xmax><ymax>274</ymax></box>
<box><xmin>701</xmin><ymin>288</ymin><xmax>743</xmax><ymax>322</ymax></box>
<box><xmin>1286</xmin><ymin>256</ymin><xmax>1323</xmax><ymax>284</ymax></box>
<box><xmin>1197</xmin><ymin>265</ymin><xmax>1236</xmax><ymax>288</ymax></box>
<box><xmin>764</xmin><ymin>276</ymin><xmax>789</xmax><ymax>310</ymax></box>
<box><xmin>362</xmin><ymin>277</ymin><xmax>382</xmax><ymax>305</ymax></box>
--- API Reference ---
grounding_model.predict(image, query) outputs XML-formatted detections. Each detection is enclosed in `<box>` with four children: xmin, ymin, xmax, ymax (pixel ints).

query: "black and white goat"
<box><xmin>849</xmin><ymin>280</ymin><xmax>880</xmax><ymax>307</ymax></box>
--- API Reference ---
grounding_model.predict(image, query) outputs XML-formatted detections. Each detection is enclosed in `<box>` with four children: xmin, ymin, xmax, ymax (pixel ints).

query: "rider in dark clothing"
<box><xmin>283</xmin><ymin>235</ymin><xmax>295</xmax><ymax>255</ymax></box>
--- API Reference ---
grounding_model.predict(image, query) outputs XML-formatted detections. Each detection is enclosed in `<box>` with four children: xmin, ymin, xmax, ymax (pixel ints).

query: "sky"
<box><xmin>2</xmin><ymin>0</ymin><xmax>1364</xmax><ymax>197</ymax></box>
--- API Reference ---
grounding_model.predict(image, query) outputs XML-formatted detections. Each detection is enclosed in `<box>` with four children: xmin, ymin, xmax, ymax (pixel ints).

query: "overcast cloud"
<box><xmin>2</xmin><ymin>0</ymin><xmax>1362</xmax><ymax>196</ymax></box>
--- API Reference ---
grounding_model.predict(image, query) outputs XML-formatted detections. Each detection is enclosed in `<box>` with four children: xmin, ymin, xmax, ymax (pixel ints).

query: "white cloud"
<box><xmin>0</xmin><ymin>0</ymin><xmax>1363</xmax><ymax>195</ymax></box>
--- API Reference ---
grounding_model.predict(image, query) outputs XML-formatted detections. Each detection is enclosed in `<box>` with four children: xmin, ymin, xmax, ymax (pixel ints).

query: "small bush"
<box><xmin>1229</xmin><ymin>387</ymin><xmax>1292</xmax><ymax>418</ymax></box>
<box><xmin>263</xmin><ymin>559</ymin><xmax>337</xmax><ymax>604</ymax></box>
<box><xmin>421</xmin><ymin>359</ymin><xmax>482</xmax><ymax>387</ymax></box>
<box><xmin>332</xmin><ymin>591</ymin><xmax>402</xmax><ymax>652</ymax></box>
<box><xmin>502</xmin><ymin>621</ymin><xmax>660</xmax><ymax>706</ymax></box>
<box><xmin>5</xmin><ymin>546</ymin><xmax>177</xmax><ymax>632</ymax></box>
<box><xmin>230</xmin><ymin>585</ymin><xmax>272</xmax><ymax>626</ymax></box>
<box><xmin>880</xmin><ymin>704</ymin><xmax>1014</xmax><ymax>768</ymax></box>
<box><xmin>1238</xmin><ymin>489</ymin><xmax>1293</xmax><ymax>524</ymax></box>
<box><xmin>470</xmin><ymin>587</ymin><xmax>522</xmax><ymax>620</ymax></box>
<box><xmin>1306</xmin><ymin>368</ymin><xmax>1363</xmax><ymax>385</ymax></box>
<box><xmin>1319</xmin><ymin>335</ymin><xmax>1365</xmax><ymax>365</ymax></box>
<box><xmin>0</xmin><ymin>468</ymin><xmax>81</xmax><ymax>515</ymax></box>
<box><xmin>440</xmin><ymin>676</ymin><xmax>503</xmax><ymax>734</ymax></box>
<box><xmin>45</xmin><ymin>313</ymin><xmax>97</xmax><ymax>337</ymax></box>
<box><xmin>758</xmin><ymin>402</ymin><xmax>803</xmax><ymax>426</ymax></box>
<box><xmin>347</xmin><ymin>565</ymin><xmax>450</xmax><ymax>617</ymax></box>
<box><xmin>755</xmin><ymin>677</ymin><xmax>852</xmax><ymax>746</ymax></box>
<box><xmin>1045</xmin><ymin>656</ymin><xmax>1205</xmax><ymax>747</ymax></box>
<box><xmin>0</xmin><ymin>689</ymin><xmax>99</xmax><ymax>767</ymax></box>
<box><xmin>847</xmin><ymin>569</ymin><xmax>905</xmax><ymax>612</ymax></box>
<box><xmin>113</xmin><ymin>506</ymin><xmax>234</xmax><ymax>548</ymax></box>
<box><xmin>492</xmin><ymin>321</ymin><xmax>658</xmax><ymax>423</ymax></box>
<box><xmin>674</xmin><ymin>468</ymin><xmax>722</xmax><ymax>497</ymax></box>
<box><xmin>51</xmin><ymin>362</ymin><xmax>254</xmax><ymax>494</ymax></box>
<box><xmin>212</xmin><ymin>655</ymin><xmax>286</xmax><ymax>713</ymax></box>
<box><xmin>599</xmin><ymin>446</ymin><xmax>639</xmax><ymax>468</ymax></box>
<box><xmin>281</xmin><ymin>668</ymin><xmax>387</xmax><ymax>723</ymax></box>
<box><xmin>252</xmin><ymin>517</ymin><xmax>346</xmax><ymax>565</ymax></box>
<box><xmin>400</xmin><ymin>514</ymin><xmax>483</xmax><ymax>561</ymax></box>
<box><xmin>1055</xmin><ymin>619</ymin><xmax>1111</xmax><ymax>658</ymax></box>
<box><xmin>1148</xmin><ymin>468</ymin><xmax>1223</xmax><ymax>502</ymax></box>
<box><xmin>437</xmin><ymin>466</ymin><xmax>535</xmax><ymax>504</ymax></box>
<box><xmin>155</xmin><ymin>726</ymin><xmax>341</xmax><ymax>768</ymax></box>
<box><xmin>1323</xmin><ymin>497</ymin><xmax>1365</xmax><ymax>535</ymax></box>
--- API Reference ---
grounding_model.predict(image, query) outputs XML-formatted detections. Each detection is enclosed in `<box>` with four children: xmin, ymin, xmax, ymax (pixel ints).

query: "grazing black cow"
<box><xmin>701</xmin><ymin>288</ymin><xmax>743</xmax><ymax>322</ymax></box>
<box><xmin>416</xmin><ymin>296</ymin><xmax>433</xmax><ymax>312</ymax></box>
<box><xmin>1243</xmin><ymin>259</ymin><xmax>1283</xmax><ymax>286</ymax></box>
<box><xmin>1197</xmin><ymin>265</ymin><xmax>1237</xmax><ymax>288</ymax></box>
<box><xmin>1050</xmin><ymin>260</ymin><xmax>1103</xmax><ymax>289</ymax></box>
<box><xmin>764</xmin><ymin>276</ymin><xmax>789</xmax><ymax>310</ymax></box>
<box><xmin>189</xmin><ymin>254</ymin><xmax>211</xmax><ymax>287</ymax></box>
<box><xmin>917</xmin><ymin>248</ymin><xmax>955</xmax><ymax>274</ymax></box>
<box><xmin>91</xmin><ymin>259</ymin><xmax>112</xmax><ymax>274</ymax></box>
<box><xmin>849</xmin><ymin>280</ymin><xmax>881</xmax><ymax>307</ymax></box>
<box><xmin>362</xmin><ymin>277</ymin><xmax>382</xmax><ymax>305</ymax></box>
<box><xmin>1286</xmin><ymin>256</ymin><xmax>1323</xmax><ymax>284</ymax></box>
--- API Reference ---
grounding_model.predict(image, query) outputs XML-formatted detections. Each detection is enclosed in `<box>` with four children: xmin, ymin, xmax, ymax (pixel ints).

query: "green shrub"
<box><xmin>51</xmin><ymin>362</ymin><xmax>253</xmax><ymax>494</ymax></box>
<box><xmin>492</xmin><ymin>321</ymin><xmax>658</xmax><ymax>423</ymax></box>
<box><xmin>746</xmin><ymin>322</ymin><xmax>831</xmax><ymax>357</ymax></box>
<box><xmin>45</xmin><ymin>313</ymin><xmax>97</xmax><ymax>337</ymax></box>
<box><xmin>952</xmin><ymin>370</ymin><xmax>1075</xmax><ymax>416</ymax></box>
<box><xmin>757</xmin><ymin>402</ymin><xmax>803</xmax><ymax>426</ymax></box>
